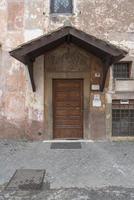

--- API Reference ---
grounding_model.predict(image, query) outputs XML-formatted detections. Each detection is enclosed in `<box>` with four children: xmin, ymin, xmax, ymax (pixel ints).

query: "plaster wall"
<box><xmin>0</xmin><ymin>0</ymin><xmax>134</xmax><ymax>139</ymax></box>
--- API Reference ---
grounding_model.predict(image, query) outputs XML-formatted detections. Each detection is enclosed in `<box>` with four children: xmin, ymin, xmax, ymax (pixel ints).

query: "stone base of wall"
<box><xmin>0</xmin><ymin>116</ymin><xmax>46</xmax><ymax>141</ymax></box>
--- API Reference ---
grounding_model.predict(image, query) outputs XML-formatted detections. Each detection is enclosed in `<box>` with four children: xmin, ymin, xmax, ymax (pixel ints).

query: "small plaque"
<box><xmin>120</xmin><ymin>100</ymin><xmax>129</xmax><ymax>104</ymax></box>
<box><xmin>93</xmin><ymin>94</ymin><xmax>101</xmax><ymax>107</ymax></box>
<box><xmin>91</xmin><ymin>84</ymin><xmax>100</xmax><ymax>91</ymax></box>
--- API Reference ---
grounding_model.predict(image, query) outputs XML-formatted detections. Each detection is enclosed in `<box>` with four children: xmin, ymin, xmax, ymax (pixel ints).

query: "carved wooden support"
<box><xmin>101</xmin><ymin>57</ymin><xmax>112</xmax><ymax>91</ymax></box>
<box><xmin>27</xmin><ymin>59</ymin><xmax>36</xmax><ymax>92</ymax></box>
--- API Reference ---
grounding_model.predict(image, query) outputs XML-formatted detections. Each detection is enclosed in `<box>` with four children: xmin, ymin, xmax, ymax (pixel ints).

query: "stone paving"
<box><xmin>0</xmin><ymin>140</ymin><xmax>134</xmax><ymax>199</ymax></box>
<box><xmin>0</xmin><ymin>186</ymin><xmax>134</xmax><ymax>200</ymax></box>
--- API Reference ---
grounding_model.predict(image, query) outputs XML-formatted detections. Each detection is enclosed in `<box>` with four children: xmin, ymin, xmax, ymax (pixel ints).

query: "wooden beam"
<box><xmin>10</xmin><ymin>26</ymin><xmax>127</xmax><ymax>65</ymax></box>
<box><xmin>69</xmin><ymin>28</ymin><xmax>127</xmax><ymax>57</ymax></box>
<box><xmin>66</xmin><ymin>34</ymin><xmax>71</xmax><ymax>44</ymax></box>
<box><xmin>27</xmin><ymin>59</ymin><xmax>36</xmax><ymax>92</ymax></box>
<box><xmin>10</xmin><ymin>28</ymin><xmax>69</xmax><ymax>57</ymax></box>
<box><xmin>101</xmin><ymin>57</ymin><xmax>112</xmax><ymax>91</ymax></box>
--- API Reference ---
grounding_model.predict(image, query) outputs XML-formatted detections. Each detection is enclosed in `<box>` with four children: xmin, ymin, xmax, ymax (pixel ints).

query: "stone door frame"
<box><xmin>44</xmin><ymin>72</ymin><xmax>90</xmax><ymax>139</ymax></box>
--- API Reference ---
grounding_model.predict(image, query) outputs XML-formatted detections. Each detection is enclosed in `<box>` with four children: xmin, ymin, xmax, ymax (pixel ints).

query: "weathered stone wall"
<box><xmin>0</xmin><ymin>0</ymin><xmax>134</xmax><ymax>139</ymax></box>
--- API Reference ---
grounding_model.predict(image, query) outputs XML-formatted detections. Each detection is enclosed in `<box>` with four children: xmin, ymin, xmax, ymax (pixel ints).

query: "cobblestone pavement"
<box><xmin>0</xmin><ymin>186</ymin><xmax>134</xmax><ymax>200</ymax></box>
<box><xmin>0</xmin><ymin>140</ymin><xmax>134</xmax><ymax>199</ymax></box>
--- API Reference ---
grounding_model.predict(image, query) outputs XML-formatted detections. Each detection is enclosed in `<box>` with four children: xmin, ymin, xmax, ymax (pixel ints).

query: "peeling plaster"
<box><xmin>0</xmin><ymin>0</ymin><xmax>6</xmax><ymax>10</ymax></box>
<box><xmin>25</xmin><ymin>55</ymin><xmax>44</xmax><ymax>122</ymax></box>
<box><xmin>0</xmin><ymin>90</ymin><xmax>3</xmax><ymax>98</ymax></box>
<box><xmin>9</xmin><ymin>60</ymin><xmax>22</xmax><ymax>75</ymax></box>
<box><xmin>24</xmin><ymin>29</ymin><xmax>43</xmax><ymax>42</ymax></box>
<box><xmin>0</xmin><ymin>0</ymin><xmax>134</xmax><ymax>139</ymax></box>
<box><xmin>111</xmin><ymin>40</ymin><xmax>134</xmax><ymax>51</ymax></box>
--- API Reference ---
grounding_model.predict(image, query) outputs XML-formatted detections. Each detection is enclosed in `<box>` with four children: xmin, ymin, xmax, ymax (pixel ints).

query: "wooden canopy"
<box><xmin>9</xmin><ymin>26</ymin><xmax>127</xmax><ymax>91</ymax></box>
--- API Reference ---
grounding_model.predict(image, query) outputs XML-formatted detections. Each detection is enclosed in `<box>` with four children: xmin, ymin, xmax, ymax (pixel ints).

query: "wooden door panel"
<box><xmin>55</xmin><ymin>83</ymin><xmax>80</xmax><ymax>89</ymax></box>
<box><xmin>55</xmin><ymin>115</ymin><xmax>81</xmax><ymax>120</ymax></box>
<box><xmin>55</xmin><ymin>128</ymin><xmax>82</xmax><ymax>139</ymax></box>
<box><xmin>55</xmin><ymin>92</ymin><xmax>80</xmax><ymax>98</ymax></box>
<box><xmin>53</xmin><ymin>79</ymin><xmax>83</xmax><ymax>139</ymax></box>
<box><xmin>55</xmin><ymin>108</ymin><xmax>81</xmax><ymax>115</ymax></box>
<box><xmin>55</xmin><ymin>96</ymin><xmax>80</xmax><ymax>101</ymax></box>
<box><xmin>55</xmin><ymin>101</ymin><xmax>80</xmax><ymax>107</ymax></box>
<box><xmin>55</xmin><ymin>120</ymin><xmax>81</xmax><ymax>126</ymax></box>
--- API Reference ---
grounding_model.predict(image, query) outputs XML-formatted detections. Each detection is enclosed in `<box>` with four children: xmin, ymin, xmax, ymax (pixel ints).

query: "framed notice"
<box><xmin>92</xmin><ymin>94</ymin><xmax>101</xmax><ymax>107</ymax></box>
<box><xmin>91</xmin><ymin>84</ymin><xmax>100</xmax><ymax>91</ymax></box>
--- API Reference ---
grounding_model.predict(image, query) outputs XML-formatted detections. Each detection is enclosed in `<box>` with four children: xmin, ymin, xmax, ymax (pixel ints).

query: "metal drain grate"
<box><xmin>51</xmin><ymin>142</ymin><xmax>82</xmax><ymax>149</ymax></box>
<box><xmin>5</xmin><ymin>169</ymin><xmax>45</xmax><ymax>191</ymax></box>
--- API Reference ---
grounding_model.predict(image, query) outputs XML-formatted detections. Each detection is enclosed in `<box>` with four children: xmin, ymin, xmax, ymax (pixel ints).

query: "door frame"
<box><xmin>52</xmin><ymin>78</ymin><xmax>84</xmax><ymax>139</ymax></box>
<box><xmin>44</xmin><ymin>72</ymin><xmax>90</xmax><ymax>139</ymax></box>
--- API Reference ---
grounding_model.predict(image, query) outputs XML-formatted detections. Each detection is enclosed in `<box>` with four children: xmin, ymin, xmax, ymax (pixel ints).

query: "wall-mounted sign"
<box><xmin>93</xmin><ymin>94</ymin><xmax>101</xmax><ymax>107</ymax></box>
<box><xmin>91</xmin><ymin>84</ymin><xmax>100</xmax><ymax>91</ymax></box>
<box><xmin>120</xmin><ymin>99</ymin><xmax>129</xmax><ymax>104</ymax></box>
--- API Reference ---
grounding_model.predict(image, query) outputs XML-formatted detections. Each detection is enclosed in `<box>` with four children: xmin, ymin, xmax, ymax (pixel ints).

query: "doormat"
<box><xmin>51</xmin><ymin>142</ymin><xmax>82</xmax><ymax>149</ymax></box>
<box><xmin>5</xmin><ymin>169</ymin><xmax>45</xmax><ymax>191</ymax></box>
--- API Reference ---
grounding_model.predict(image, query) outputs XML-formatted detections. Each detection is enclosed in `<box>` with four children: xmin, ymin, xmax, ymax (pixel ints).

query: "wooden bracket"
<box><xmin>101</xmin><ymin>57</ymin><xmax>112</xmax><ymax>91</ymax></box>
<box><xmin>27</xmin><ymin>59</ymin><xmax>36</xmax><ymax>92</ymax></box>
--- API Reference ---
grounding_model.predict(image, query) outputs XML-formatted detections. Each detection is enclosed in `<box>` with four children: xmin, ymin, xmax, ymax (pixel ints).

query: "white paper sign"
<box><xmin>93</xmin><ymin>95</ymin><xmax>101</xmax><ymax>107</ymax></box>
<box><xmin>91</xmin><ymin>84</ymin><xmax>100</xmax><ymax>91</ymax></box>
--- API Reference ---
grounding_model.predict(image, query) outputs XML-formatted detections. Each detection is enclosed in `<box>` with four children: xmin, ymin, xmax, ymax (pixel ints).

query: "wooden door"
<box><xmin>53</xmin><ymin>79</ymin><xmax>83</xmax><ymax>139</ymax></box>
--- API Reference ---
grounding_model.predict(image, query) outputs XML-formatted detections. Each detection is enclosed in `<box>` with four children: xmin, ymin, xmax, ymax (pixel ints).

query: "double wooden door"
<box><xmin>53</xmin><ymin>79</ymin><xmax>83</xmax><ymax>139</ymax></box>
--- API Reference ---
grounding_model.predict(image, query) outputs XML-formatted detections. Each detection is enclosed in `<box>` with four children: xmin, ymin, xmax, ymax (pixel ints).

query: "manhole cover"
<box><xmin>5</xmin><ymin>169</ymin><xmax>45</xmax><ymax>191</ymax></box>
<box><xmin>51</xmin><ymin>142</ymin><xmax>81</xmax><ymax>149</ymax></box>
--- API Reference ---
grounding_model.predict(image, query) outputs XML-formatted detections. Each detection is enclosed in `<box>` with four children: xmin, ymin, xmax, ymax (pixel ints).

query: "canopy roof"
<box><xmin>9</xmin><ymin>26</ymin><xmax>127</xmax><ymax>91</ymax></box>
